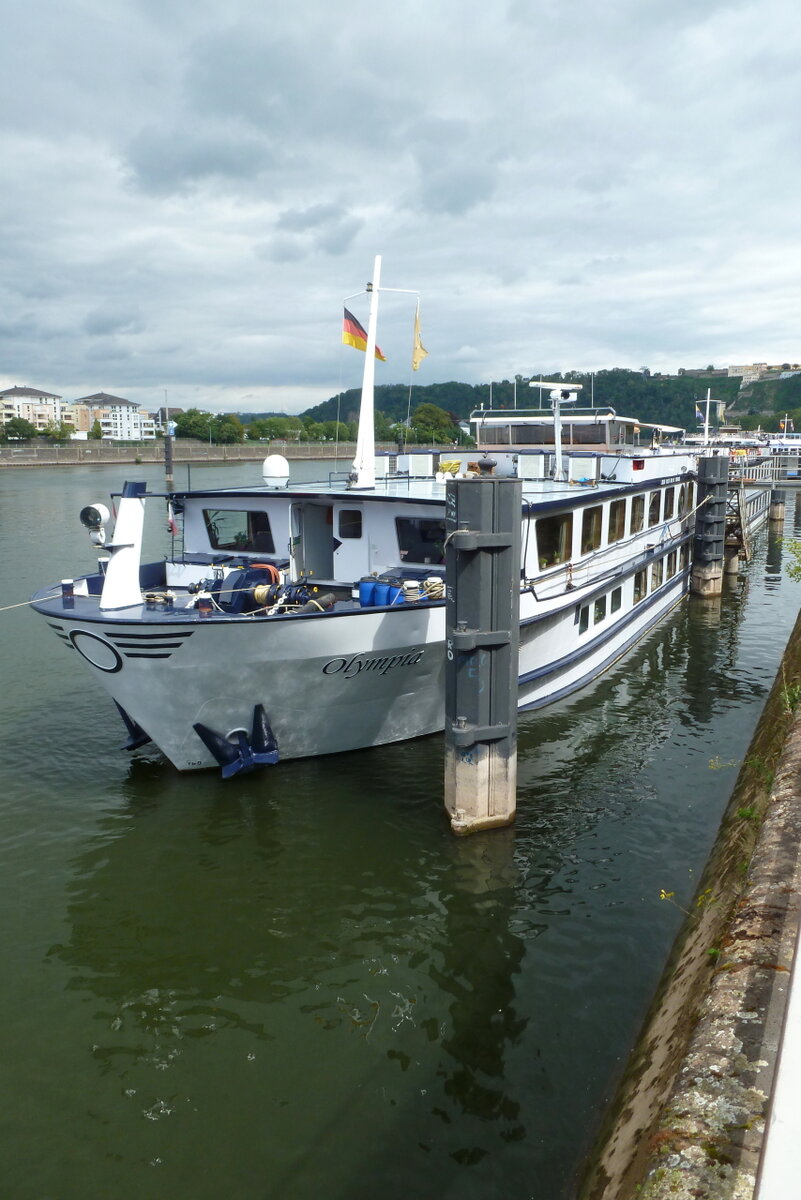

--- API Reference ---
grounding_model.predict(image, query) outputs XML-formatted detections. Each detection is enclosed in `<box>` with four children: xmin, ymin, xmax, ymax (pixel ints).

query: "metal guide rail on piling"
<box><xmin>691</xmin><ymin>455</ymin><xmax>729</xmax><ymax>597</ymax></box>
<box><xmin>443</xmin><ymin>471</ymin><xmax>522</xmax><ymax>835</ymax></box>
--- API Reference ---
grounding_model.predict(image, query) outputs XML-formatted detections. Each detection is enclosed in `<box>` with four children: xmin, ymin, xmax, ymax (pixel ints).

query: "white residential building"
<box><xmin>0</xmin><ymin>385</ymin><xmax>67</xmax><ymax>430</ymax></box>
<box><xmin>72</xmin><ymin>393</ymin><xmax>156</xmax><ymax>440</ymax></box>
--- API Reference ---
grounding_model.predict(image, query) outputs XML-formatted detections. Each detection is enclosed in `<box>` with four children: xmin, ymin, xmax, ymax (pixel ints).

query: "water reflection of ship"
<box><xmin>49</xmin><ymin>768</ymin><xmax>530</xmax><ymax>1197</ymax></box>
<box><xmin>515</xmin><ymin>596</ymin><xmax>731</xmax><ymax>801</ymax></box>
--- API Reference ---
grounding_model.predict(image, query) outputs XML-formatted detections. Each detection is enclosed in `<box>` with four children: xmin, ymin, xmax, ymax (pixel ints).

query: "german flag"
<box><xmin>342</xmin><ymin>308</ymin><xmax>386</xmax><ymax>361</ymax></box>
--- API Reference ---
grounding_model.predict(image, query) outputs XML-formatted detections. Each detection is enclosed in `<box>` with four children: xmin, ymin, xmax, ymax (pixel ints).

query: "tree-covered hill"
<box><xmin>734</xmin><ymin>373</ymin><xmax>801</xmax><ymax>429</ymax></box>
<box><xmin>300</xmin><ymin>370</ymin><xmax>743</xmax><ymax>432</ymax></box>
<box><xmin>234</xmin><ymin>368</ymin><xmax>801</xmax><ymax>436</ymax></box>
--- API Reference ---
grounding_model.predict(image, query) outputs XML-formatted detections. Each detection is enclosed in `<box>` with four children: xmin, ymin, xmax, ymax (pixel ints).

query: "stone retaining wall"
<box><xmin>579</xmin><ymin>605</ymin><xmax>801</xmax><ymax>1199</ymax></box>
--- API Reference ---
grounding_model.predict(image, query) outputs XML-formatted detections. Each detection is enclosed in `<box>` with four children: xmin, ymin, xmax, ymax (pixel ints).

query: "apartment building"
<box><xmin>0</xmin><ymin>385</ymin><xmax>69</xmax><ymax>431</ymax></box>
<box><xmin>71</xmin><ymin>393</ymin><xmax>156</xmax><ymax>440</ymax></box>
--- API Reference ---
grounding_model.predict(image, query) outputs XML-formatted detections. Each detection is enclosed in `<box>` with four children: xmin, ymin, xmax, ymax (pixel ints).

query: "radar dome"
<box><xmin>262</xmin><ymin>454</ymin><xmax>290</xmax><ymax>488</ymax></box>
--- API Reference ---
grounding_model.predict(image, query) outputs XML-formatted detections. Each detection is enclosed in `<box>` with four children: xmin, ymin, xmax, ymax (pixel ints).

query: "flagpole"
<box><xmin>350</xmin><ymin>255</ymin><xmax>381</xmax><ymax>489</ymax></box>
<box><xmin>705</xmin><ymin>387</ymin><xmax>711</xmax><ymax>443</ymax></box>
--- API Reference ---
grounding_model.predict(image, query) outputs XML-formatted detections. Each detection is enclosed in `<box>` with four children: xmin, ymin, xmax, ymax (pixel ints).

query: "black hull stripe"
<box><xmin>114</xmin><ymin>642</ymin><xmax>187</xmax><ymax>650</ymax></box>
<box><xmin>122</xmin><ymin>652</ymin><xmax>174</xmax><ymax>659</ymax></box>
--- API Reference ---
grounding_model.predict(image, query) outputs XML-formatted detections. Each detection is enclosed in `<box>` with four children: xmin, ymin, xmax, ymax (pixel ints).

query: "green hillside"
<box><xmin>237</xmin><ymin>368</ymin><xmax>801</xmax><ymax>435</ymax></box>
<box><xmin>301</xmin><ymin>370</ymin><xmax>742</xmax><ymax>432</ymax></box>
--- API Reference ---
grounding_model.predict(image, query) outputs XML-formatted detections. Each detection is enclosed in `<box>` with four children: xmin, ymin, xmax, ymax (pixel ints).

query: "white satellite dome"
<box><xmin>261</xmin><ymin>454</ymin><xmax>290</xmax><ymax>488</ymax></box>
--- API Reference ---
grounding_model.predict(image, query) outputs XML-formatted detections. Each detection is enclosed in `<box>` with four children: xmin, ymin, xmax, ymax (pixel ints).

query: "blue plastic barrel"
<box><xmin>359</xmin><ymin>579</ymin><xmax>376</xmax><ymax>607</ymax></box>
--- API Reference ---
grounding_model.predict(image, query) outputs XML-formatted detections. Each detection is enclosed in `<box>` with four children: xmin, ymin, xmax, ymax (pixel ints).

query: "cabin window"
<box><xmin>608</xmin><ymin>499</ymin><xmax>626</xmax><ymax>544</ymax></box>
<box><xmin>648</xmin><ymin>491</ymin><xmax>661</xmax><ymax>527</ymax></box>
<box><xmin>338</xmin><ymin>509</ymin><xmax>363</xmax><ymax>539</ymax></box>
<box><xmin>633</xmin><ymin>569</ymin><xmax>648</xmax><ymax>603</ymax></box>
<box><xmin>664</xmin><ymin>487</ymin><xmax>675</xmax><ymax>519</ymax></box>
<box><xmin>537</xmin><ymin>513</ymin><xmax>573</xmax><ymax>567</ymax></box>
<box><xmin>594</xmin><ymin>595</ymin><xmax>607</xmax><ymax>624</ymax></box>
<box><xmin>578</xmin><ymin>604</ymin><xmax>590</xmax><ymax>633</ymax></box>
<box><xmin>581</xmin><ymin>505</ymin><xmax>603</xmax><ymax>554</ymax></box>
<box><xmin>677</xmin><ymin>485</ymin><xmax>687</xmax><ymax>516</ymax></box>
<box><xmin>680</xmin><ymin>544</ymin><xmax>690</xmax><ymax>570</ymax></box>
<box><xmin>631</xmin><ymin>495</ymin><xmax>645</xmax><ymax>533</ymax></box>
<box><xmin>651</xmin><ymin>558</ymin><xmax>664</xmax><ymax>588</ymax></box>
<box><xmin>396</xmin><ymin>517</ymin><xmax>446</xmax><ymax>564</ymax></box>
<box><xmin>611</xmin><ymin>586</ymin><xmax>622</xmax><ymax>613</ymax></box>
<box><xmin>203</xmin><ymin>509</ymin><xmax>275</xmax><ymax>553</ymax></box>
<box><xmin>687</xmin><ymin>482</ymin><xmax>695</xmax><ymax>512</ymax></box>
<box><xmin>667</xmin><ymin>550</ymin><xmax>677</xmax><ymax>579</ymax></box>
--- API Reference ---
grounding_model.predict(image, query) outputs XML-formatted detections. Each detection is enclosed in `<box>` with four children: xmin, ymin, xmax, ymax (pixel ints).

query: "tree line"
<box><xmin>6</xmin><ymin>368</ymin><xmax>801</xmax><ymax>446</ymax></box>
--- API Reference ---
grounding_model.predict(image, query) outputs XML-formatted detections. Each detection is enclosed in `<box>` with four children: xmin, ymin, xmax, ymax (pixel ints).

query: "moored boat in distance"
<box><xmin>29</xmin><ymin>259</ymin><xmax>754</xmax><ymax>777</ymax></box>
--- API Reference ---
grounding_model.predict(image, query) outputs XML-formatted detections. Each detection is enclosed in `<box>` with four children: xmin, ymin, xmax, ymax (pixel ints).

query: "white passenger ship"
<box><xmin>30</xmin><ymin>262</ymin><xmax>727</xmax><ymax>777</ymax></box>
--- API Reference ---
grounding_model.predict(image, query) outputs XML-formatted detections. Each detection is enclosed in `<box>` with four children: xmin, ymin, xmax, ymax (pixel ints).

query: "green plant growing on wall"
<box><xmin>782</xmin><ymin>537</ymin><xmax>801</xmax><ymax>580</ymax></box>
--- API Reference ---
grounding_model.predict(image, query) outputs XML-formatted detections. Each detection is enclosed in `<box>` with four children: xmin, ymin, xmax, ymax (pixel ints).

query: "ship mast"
<box><xmin>349</xmin><ymin>255</ymin><xmax>381</xmax><ymax>490</ymax></box>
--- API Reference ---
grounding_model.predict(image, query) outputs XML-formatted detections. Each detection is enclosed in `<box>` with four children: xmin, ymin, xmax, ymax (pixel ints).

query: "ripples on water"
<box><xmin>1</xmin><ymin>467</ymin><xmax>800</xmax><ymax>1199</ymax></box>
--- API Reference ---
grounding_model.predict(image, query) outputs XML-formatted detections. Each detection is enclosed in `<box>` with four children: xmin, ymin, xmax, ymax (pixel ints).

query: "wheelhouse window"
<box><xmin>608</xmin><ymin>499</ymin><xmax>626</xmax><ymax>544</ymax></box>
<box><xmin>396</xmin><ymin>517</ymin><xmax>446</xmax><ymax>564</ymax></box>
<box><xmin>581</xmin><ymin>505</ymin><xmax>603</xmax><ymax>554</ymax></box>
<box><xmin>648</xmin><ymin>491</ymin><xmax>661</xmax><ymax>527</ymax></box>
<box><xmin>537</xmin><ymin>512</ymin><xmax>573</xmax><ymax>568</ymax></box>
<box><xmin>338</xmin><ymin>509</ymin><xmax>363</xmax><ymax>539</ymax></box>
<box><xmin>631</xmin><ymin>495</ymin><xmax>645</xmax><ymax>533</ymax></box>
<box><xmin>203</xmin><ymin>509</ymin><xmax>275</xmax><ymax>553</ymax></box>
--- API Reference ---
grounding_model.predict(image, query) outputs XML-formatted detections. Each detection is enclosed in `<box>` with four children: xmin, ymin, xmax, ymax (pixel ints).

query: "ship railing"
<box><xmin>527</xmin><ymin>517</ymin><xmax>692</xmax><ymax>601</ymax></box>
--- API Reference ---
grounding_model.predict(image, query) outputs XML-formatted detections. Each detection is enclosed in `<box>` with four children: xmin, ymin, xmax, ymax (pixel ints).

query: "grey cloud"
<box><xmin>410</xmin><ymin>118</ymin><xmax>500</xmax><ymax>216</ymax></box>
<box><xmin>260</xmin><ymin>205</ymin><xmax>363</xmax><ymax>260</ymax></box>
<box><xmin>313</xmin><ymin>216</ymin><xmax>362</xmax><ymax>256</ymax></box>
<box><xmin>416</xmin><ymin>162</ymin><xmax>496</xmax><ymax>216</ymax></box>
<box><xmin>126</xmin><ymin>124</ymin><xmax>277</xmax><ymax>191</ymax></box>
<box><xmin>263</xmin><ymin>237</ymin><xmax>307</xmax><ymax>263</ymax></box>
<box><xmin>277</xmin><ymin>205</ymin><xmax>346</xmax><ymax>233</ymax></box>
<box><xmin>83</xmin><ymin>307</ymin><xmax>145</xmax><ymax>337</ymax></box>
<box><xmin>183</xmin><ymin>25</ymin><xmax>408</xmax><ymax>149</ymax></box>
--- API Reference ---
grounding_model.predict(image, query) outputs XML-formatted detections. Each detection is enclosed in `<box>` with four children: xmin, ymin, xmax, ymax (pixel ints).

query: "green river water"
<box><xmin>1</xmin><ymin>461</ymin><xmax>799</xmax><ymax>1199</ymax></box>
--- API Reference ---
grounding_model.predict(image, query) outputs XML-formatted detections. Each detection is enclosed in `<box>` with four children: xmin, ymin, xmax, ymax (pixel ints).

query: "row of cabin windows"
<box><xmin>577</xmin><ymin>544</ymin><xmax>691</xmax><ymax>634</ymax></box>
<box><xmin>578</xmin><ymin>585</ymin><xmax>623</xmax><ymax>633</ymax></box>
<box><xmin>537</xmin><ymin>482</ymin><xmax>694</xmax><ymax>569</ymax></box>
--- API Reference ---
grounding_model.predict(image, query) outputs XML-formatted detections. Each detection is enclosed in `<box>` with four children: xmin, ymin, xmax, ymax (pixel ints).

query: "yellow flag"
<box><xmin>411</xmin><ymin>305</ymin><xmax>428</xmax><ymax>371</ymax></box>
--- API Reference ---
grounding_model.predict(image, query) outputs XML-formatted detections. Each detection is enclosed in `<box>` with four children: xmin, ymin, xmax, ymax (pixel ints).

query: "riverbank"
<box><xmin>0</xmin><ymin>440</ymin><xmax>370</xmax><ymax>468</ymax></box>
<box><xmin>579</xmin><ymin>602</ymin><xmax>801</xmax><ymax>1199</ymax></box>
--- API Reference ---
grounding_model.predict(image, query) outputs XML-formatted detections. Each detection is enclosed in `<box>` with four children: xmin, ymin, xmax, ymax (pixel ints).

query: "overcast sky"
<box><xmin>2</xmin><ymin>0</ymin><xmax>800</xmax><ymax>414</ymax></box>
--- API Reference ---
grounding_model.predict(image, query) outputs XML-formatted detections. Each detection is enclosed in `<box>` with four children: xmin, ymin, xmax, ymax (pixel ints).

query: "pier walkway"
<box><xmin>756</xmin><ymin>918</ymin><xmax>801</xmax><ymax>1197</ymax></box>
